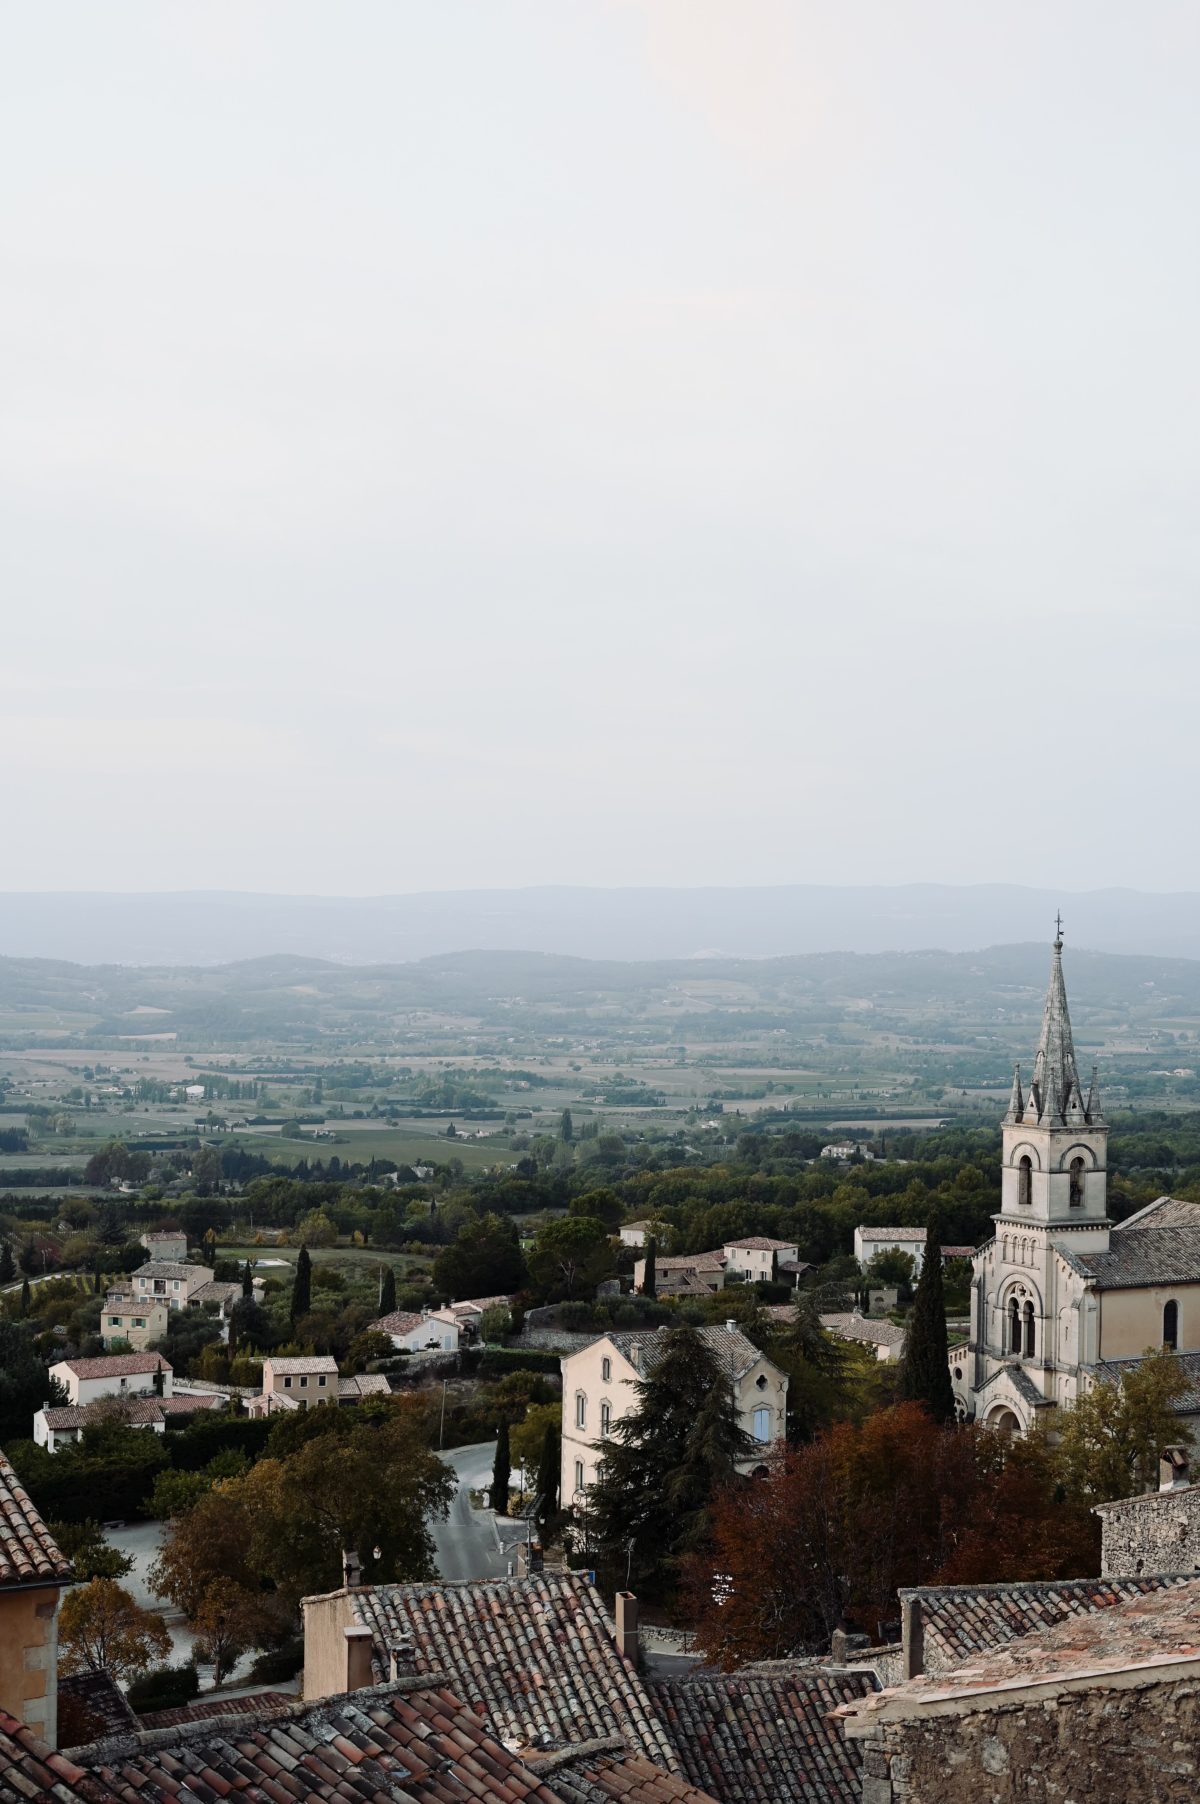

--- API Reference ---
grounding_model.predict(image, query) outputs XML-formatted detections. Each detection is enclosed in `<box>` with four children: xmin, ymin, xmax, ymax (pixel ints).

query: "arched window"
<box><xmin>1018</xmin><ymin>1155</ymin><xmax>1033</xmax><ymax>1207</ymax></box>
<box><xmin>600</xmin><ymin>1400</ymin><xmax>611</xmax><ymax>1437</ymax></box>
<box><xmin>1164</xmin><ymin>1300</ymin><xmax>1179</xmax><ymax>1351</ymax></box>
<box><xmin>575</xmin><ymin>1392</ymin><xmax>587</xmax><ymax>1431</ymax></box>
<box><xmin>1069</xmin><ymin>1157</ymin><xmax>1085</xmax><ymax>1208</ymax></box>
<box><xmin>752</xmin><ymin>1407</ymin><xmax>771</xmax><ymax>1443</ymax></box>
<box><xmin>1008</xmin><ymin>1297</ymin><xmax>1021</xmax><ymax>1353</ymax></box>
<box><xmin>601</xmin><ymin>1356</ymin><xmax>612</xmax><ymax>1383</ymax></box>
<box><xmin>574</xmin><ymin>1459</ymin><xmax>585</xmax><ymax>1494</ymax></box>
<box><xmin>1023</xmin><ymin>1301</ymin><xmax>1035</xmax><ymax>1359</ymax></box>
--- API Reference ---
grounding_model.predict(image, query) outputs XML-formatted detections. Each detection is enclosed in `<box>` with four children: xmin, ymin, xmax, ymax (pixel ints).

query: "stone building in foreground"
<box><xmin>951</xmin><ymin>927</ymin><xmax>1200</xmax><ymax>1435</ymax></box>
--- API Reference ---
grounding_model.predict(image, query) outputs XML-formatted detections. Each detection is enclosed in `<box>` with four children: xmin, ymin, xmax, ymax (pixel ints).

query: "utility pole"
<box><xmin>438</xmin><ymin>1379</ymin><xmax>448</xmax><ymax>1450</ymax></box>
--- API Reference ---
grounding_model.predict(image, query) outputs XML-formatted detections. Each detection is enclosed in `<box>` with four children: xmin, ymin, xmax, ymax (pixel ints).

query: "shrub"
<box><xmin>478</xmin><ymin>1349</ymin><xmax>561</xmax><ymax>1377</ymax></box>
<box><xmin>247</xmin><ymin>1638</ymin><xmax>304</xmax><ymax>1683</ymax></box>
<box><xmin>126</xmin><ymin>1662</ymin><xmax>200</xmax><ymax>1715</ymax></box>
<box><xmin>167</xmin><ymin>1415</ymin><xmax>272</xmax><ymax>1472</ymax></box>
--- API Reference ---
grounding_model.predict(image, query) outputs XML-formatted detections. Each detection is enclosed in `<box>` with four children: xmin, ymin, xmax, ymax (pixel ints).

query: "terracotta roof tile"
<box><xmin>348</xmin><ymin>1575</ymin><xmax>679</xmax><ymax>1771</ymax></box>
<box><xmin>904</xmin><ymin>1574</ymin><xmax>1192</xmax><ymax>1675</ymax></box>
<box><xmin>56</xmin><ymin>1354</ymin><xmax>171</xmax><ymax>1380</ymax></box>
<box><xmin>651</xmin><ymin>1669</ymin><xmax>877</xmax><ymax>1804</ymax></box>
<box><xmin>0</xmin><ymin>1448</ymin><xmax>72</xmax><ymax>1587</ymax></box>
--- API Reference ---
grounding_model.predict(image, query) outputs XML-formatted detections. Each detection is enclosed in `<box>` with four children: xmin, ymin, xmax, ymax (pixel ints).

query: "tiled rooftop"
<box><xmin>540</xmin><ymin>1742</ymin><xmax>720</xmax><ymax>1804</ymax></box>
<box><xmin>41</xmin><ymin>1395</ymin><xmax>222</xmax><ymax>1430</ymax></box>
<box><xmin>645</xmin><ymin>1251</ymin><xmax>728</xmax><ymax>1273</ymax></box>
<box><xmin>857</xmin><ymin>1227</ymin><xmax>927</xmax><ymax>1242</ymax></box>
<box><xmin>820</xmin><ymin>1313</ymin><xmax>905</xmax><ymax>1349</ymax></box>
<box><xmin>904</xmin><ymin>1575</ymin><xmax>1191</xmax><ymax>1675</ymax></box>
<box><xmin>1093</xmin><ymin>1349</ymin><xmax>1200</xmax><ymax>1413</ymax></box>
<box><xmin>55</xmin><ymin>1353</ymin><xmax>170</xmax><ymax>1379</ymax></box>
<box><xmin>348</xmin><ymin>1573</ymin><xmax>680</xmax><ymax>1770</ymax></box>
<box><xmin>0</xmin><ymin>1448</ymin><xmax>72</xmax><ymax>1587</ymax></box>
<box><xmin>369</xmin><ymin>1310</ymin><xmax>427</xmax><ymax>1335</ymax></box>
<box><xmin>651</xmin><ymin>1668</ymin><xmax>877</xmax><ymax>1804</ymax></box>
<box><xmin>451</xmin><ymin>1294</ymin><xmax>515</xmax><ymax>1313</ymax></box>
<box><xmin>338</xmin><ymin>1373</ymin><xmax>393</xmax><ymax>1399</ymax></box>
<box><xmin>606</xmin><ymin>1325</ymin><xmax>765</xmax><ymax>1384</ymax></box>
<box><xmin>134</xmin><ymin>1261</ymin><xmax>205</xmax><ymax>1281</ymax></box>
<box><xmin>844</xmin><ymin>1578</ymin><xmax>1200</xmax><ymax>1723</ymax></box>
<box><xmin>58</xmin><ymin>1671</ymin><xmax>138</xmax><ymax>1744</ymax></box>
<box><xmin>267</xmin><ymin>1355</ymin><xmax>339</xmax><ymax>1374</ymax></box>
<box><xmin>0</xmin><ymin>1709</ymin><xmax>110</xmax><ymax>1803</ymax></box>
<box><xmin>135</xmin><ymin>1691</ymin><xmax>296</xmax><ymax>1731</ymax></box>
<box><xmin>1067</xmin><ymin>1224</ymin><xmax>1200</xmax><ymax>1289</ymax></box>
<box><xmin>724</xmin><ymin>1237</ymin><xmax>797</xmax><ymax>1252</ymax></box>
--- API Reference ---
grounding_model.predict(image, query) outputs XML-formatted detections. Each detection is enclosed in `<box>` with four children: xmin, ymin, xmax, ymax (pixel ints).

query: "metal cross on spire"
<box><xmin>1054</xmin><ymin>910</ymin><xmax>1064</xmax><ymax>950</ymax></box>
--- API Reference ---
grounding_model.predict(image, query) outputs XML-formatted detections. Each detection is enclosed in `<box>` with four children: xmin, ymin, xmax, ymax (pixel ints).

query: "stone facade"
<box><xmin>1096</xmin><ymin>1482</ymin><xmax>1200</xmax><ymax>1578</ymax></box>
<box><xmin>857</xmin><ymin>1673</ymin><xmax>1200</xmax><ymax>1803</ymax></box>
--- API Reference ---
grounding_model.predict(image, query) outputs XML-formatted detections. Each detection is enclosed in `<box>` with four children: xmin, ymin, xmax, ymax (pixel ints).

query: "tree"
<box><xmin>559</xmin><ymin>1109</ymin><xmax>574</xmax><ymax>1144</ymax></box>
<box><xmin>535</xmin><ymin>1418</ymin><xmax>560</xmax><ymax>1525</ymax></box>
<box><xmin>191</xmin><ymin>1576</ymin><xmax>265</xmax><ymax>1685</ymax></box>
<box><xmin>1053</xmin><ymin>1351</ymin><xmax>1191</xmax><ymax>1505</ymax></box>
<box><xmin>766</xmin><ymin>1302</ymin><xmax>859</xmax><ymax>1443</ymax></box>
<box><xmin>19</xmin><ymin>1277</ymin><xmax>30</xmax><ymax>1318</ymax></box>
<box><xmin>0</xmin><ymin>1242</ymin><xmax>13</xmax><ymax>1285</ymax></box>
<box><xmin>0</xmin><ymin>1320</ymin><xmax>66</xmax><ymax>1445</ymax></box>
<box><xmin>241</xmin><ymin>1261</ymin><xmax>254</xmax><ymax>1300</ymax></box>
<box><xmin>642</xmin><ymin>1236</ymin><xmax>657</xmax><ymax>1298</ymax></box>
<box><xmin>527</xmin><ymin>1216</ymin><xmax>614</xmax><ymax>1302</ymax></box>
<box><xmin>294</xmin><ymin>1210</ymin><xmax>337</xmax><ymax>1248</ymax></box>
<box><xmin>59</xmin><ymin>1578</ymin><xmax>171</xmax><ymax>1681</ymax></box>
<box><xmin>588</xmin><ymin>1325</ymin><xmax>753</xmax><ymax>1599</ymax></box>
<box><xmin>49</xmin><ymin>1519</ymin><xmax>134</xmax><ymax>1582</ymax></box>
<box><xmin>898</xmin><ymin>1216</ymin><xmax>955</xmax><ymax>1423</ymax></box>
<box><xmin>510</xmin><ymin>1402</ymin><xmax>560</xmax><ymax>1472</ymax></box>
<box><xmin>432</xmin><ymin>1214</ymin><xmax>526</xmax><ymax>1301</ymax></box>
<box><xmin>687</xmin><ymin>1405</ymin><xmax>1098</xmax><ymax>1667</ymax></box>
<box><xmin>290</xmin><ymin>1245</ymin><xmax>312</xmax><ymax>1327</ymax></box>
<box><xmin>379</xmin><ymin>1264</ymin><xmax>397</xmax><ymax>1316</ymax></box>
<box><xmin>490</xmin><ymin>1418</ymin><xmax>511</xmax><ymax>1516</ymax></box>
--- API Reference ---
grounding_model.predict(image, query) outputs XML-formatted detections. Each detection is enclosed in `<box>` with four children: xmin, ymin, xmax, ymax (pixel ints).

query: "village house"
<box><xmin>99</xmin><ymin>1290</ymin><xmax>169</xmax><ymax>1351</ymax></box>
<box><xmin>953</xmin><ymin>929</ymin><xmax>1200</xmax><ymax>1436</ymax></box>
<box><xmin>559</xmin><ymin>1322</ymin><xmax>788</xmax><ymax>1501</ymax></box>
<box><xmin>0</xmin><ymin>1451</ymin><xmax>72</xmax><ymax>1747</ymax></box>
<box><xmin>820</xmin><ymin>1311</ymin><xmax>906</xmax><ymax>1363</ymax></box>
<box><xmin>619</xmin><ymin>1219</ymin><xmax>663</xmax><ymax>1248</ymax></box>
<box><xmin>34</xmin><ymin>1392</ymin><xmax>222</xmax><ymax>1453</ymax></box>
<box><xmin>49</xmin><ymin>1351</ymin><xmax>172</xmax><ymax>1408</ymax></box>
<box><xmin>722</xmin><ymin>1235</ymin><xmax>800</xmax><ymax>1280</ymax></box>
<box><xmin>366</xmin><ymin>1308</ymin><xmax>460</xmax><ymax>1353</ymax></box>
<box><xmin>853</xmin><ymin>1225</ymin><xmax>929</xmax><ymax>1273</ymax></box>
<box><xmin>246</xmin><ymin>1356</ymin><xmax>391</xmax><ymax>1416</ymax></box>
<box><xmin>633</xmin><ymin>1236</ymin><xmax>806</xmax><ymax>1294</ymax></box>
<box><xmin>130</xmin><ymin>1258</ymin><xmax>213</xmax><ymax>1313</ymax></box>
<box><xmin>633</xmin><ymin>1247</ymin><xmax>727</xmax><ymax>1292</ymax></box>
<box><xmin>138</xmin><ymin>1228</ymin><xmax>188</xmax><ymax>1264</ymax></box>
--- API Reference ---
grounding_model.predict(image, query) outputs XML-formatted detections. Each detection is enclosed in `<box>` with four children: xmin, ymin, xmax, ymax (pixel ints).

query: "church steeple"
<box><xmin>998</xmin><ymin>920</ymin><xmax>1109</xmax><ymax>1226</ymax></box>
<box><xmin>1022</xmin><ymin>919</ymin><xmax>1100</xmax><ymax>1127</ymax></box>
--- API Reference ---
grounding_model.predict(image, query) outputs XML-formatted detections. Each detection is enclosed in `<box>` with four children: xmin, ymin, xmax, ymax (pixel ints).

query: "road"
<box><xmin>431</xmin><ymin>1441</ymin><xmax>511</xmax><ymax>1583</ymax></box>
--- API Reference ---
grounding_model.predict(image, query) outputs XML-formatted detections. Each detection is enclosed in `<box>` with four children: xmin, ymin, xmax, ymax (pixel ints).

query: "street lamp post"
<box><xmin>571</xmin><ymin>1488</ymin><xmax>589</xmax><ymax>1563</ymax></box>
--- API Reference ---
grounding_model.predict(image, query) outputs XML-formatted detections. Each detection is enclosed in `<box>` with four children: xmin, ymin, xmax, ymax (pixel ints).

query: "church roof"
<box><xmin>1005</xmin><ymin>931</ymin><xmax>1103</xmax><ymax>1130</ymax></box>
<box><xmin>1094</xmin><ymin>1351</ymin><xmax>1200</xmax><ymax>1414</ymax></box>
<box><xmin>1069</xmin><ymin>1223</ymin><xmax>1200</xmax><ymax>1290</ymax></box>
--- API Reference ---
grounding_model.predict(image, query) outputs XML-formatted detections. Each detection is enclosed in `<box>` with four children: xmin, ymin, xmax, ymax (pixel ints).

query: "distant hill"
<box><xmin>1</xmin><ymin>883</ymin><xmax>1200</xmax><ymax>967</ymax></box>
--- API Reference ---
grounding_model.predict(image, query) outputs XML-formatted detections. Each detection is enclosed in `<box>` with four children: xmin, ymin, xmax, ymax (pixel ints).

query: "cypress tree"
<box><xmin>642</xmin><ymin>1236</ymin><xmax>657</xmax><ymax>1298</ymax></box>
<box><xmin>898</xmin><ymin>1213</ymin><xmax>956</xmax><ymax>1424</ymax></box>
<box><xmin>290</xmin><ymin>1244</ymin><xmax>312</xmax><ymax>1327</ymax></box>
<box><xmin>241</xmin><ymin>1260</ymin><xmax>253</xmax><ymax>1300</ymax></box>
<box><xmin>535</xmin><ymin>1419</ymin><xmax>560</xmax><ymax>1524</ymax></box>
<box><xmin>379</xmin><ymin>1264</ymin><xmax>397</xmax><ymax>1316</ymax></box>
<box><xmin>19</xmin><ymin>1277</ymin><xmax>30</xmax><ymax>1318</ymax></box>
<box><xmin>490</xmin><ymin>1418</ymin><xmax>511</xmax><ymax>1516</ymax></box>
<box><xmin>559</xmin><ymin>1109</ymin><xmax>574</xmax><ymax>1143</ymax></box>
<box><xmin>0</xmin><ymin>1242</ymin><xmax>14</xmax><ymax>1285</ymax></box>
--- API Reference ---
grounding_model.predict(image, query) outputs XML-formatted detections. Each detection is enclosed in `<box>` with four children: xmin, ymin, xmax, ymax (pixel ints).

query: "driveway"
<box><xmin>431</xmin><ymin>1442</ymin><xmax>510</xmax><ymax>1583</ymax></box>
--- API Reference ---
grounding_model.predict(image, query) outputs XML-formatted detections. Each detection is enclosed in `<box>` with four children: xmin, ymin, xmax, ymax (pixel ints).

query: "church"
<box><xmin>951</xmin><ymin>926</ymin><xmax>1200</xmax><ymax>1437</ymax></box>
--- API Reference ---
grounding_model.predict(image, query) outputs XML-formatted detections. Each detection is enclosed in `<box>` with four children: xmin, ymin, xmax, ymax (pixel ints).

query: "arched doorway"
<box><xmin>986</xmin><ymin>1406</ymin><xmax>1021</xmax><ymax>1435</ymax></box>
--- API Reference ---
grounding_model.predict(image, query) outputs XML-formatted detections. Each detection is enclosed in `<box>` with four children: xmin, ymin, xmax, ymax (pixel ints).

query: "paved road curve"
<box><xmin>431</xmin><ymin>1441</ymin><xmax>509</xmax><ymax>1583</ymax></box>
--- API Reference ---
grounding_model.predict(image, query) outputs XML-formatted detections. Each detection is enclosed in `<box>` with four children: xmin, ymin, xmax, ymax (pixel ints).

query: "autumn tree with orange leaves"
<box><xmin>685</xmin><ymin>1404</ymin><xmax>1099</xmax><ymax>1667</ymax></box>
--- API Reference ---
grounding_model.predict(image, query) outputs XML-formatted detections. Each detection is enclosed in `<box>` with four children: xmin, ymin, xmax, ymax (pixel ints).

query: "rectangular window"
<box><xmin>109</xmin><ymin>1318</ymin><xmax>120</xmax><ymax>1327</ymax></box>
<box><xmin>752</xmin><ymin>1407</ymin><xmax>771</xmax><ymax>1443</ymax></box>
<box><xmin>135</xmin><ymin>1319</ymin><xmax>145</xmax><ymax>1328</ymax></box>
<box><xmin>574</xmin><ymin>1460</ymin><xmax>585</xmax><ymax>1494</ymax></box>
<box><xmin>299</xmin><ymin>1375</ymin><xmax>308</xmax><ymax>1388</ymax></box>
<box><xmin>575</xmin><ymin>1393</ymin><xmax>586</xmax><ymax>1430</ymax></box>
<box><xmin>283</xmin><ymin>1375</ymin><xmax>292</xmax><ymax>1388</ymax></box>
<box><xmin>600</xmin><ymin>1402</ymin><xmax>611</xmax><ymax>1437</ymax></box>
<box><xmin>318</xmin><ymin>1374</ymin><xmax>327</xmax><ymax>1387</ymax></box>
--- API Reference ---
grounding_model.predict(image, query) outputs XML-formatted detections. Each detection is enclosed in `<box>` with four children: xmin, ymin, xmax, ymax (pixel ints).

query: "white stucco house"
<box><xmin>559</xmin><ymin>1322</ymin><xmax>788</xmax><ymax>1503</ymax></box>
<box><xmin>367</xmin><ymin>1309</ymin><xmax>460</xmax><ymax>1353</ymax></box>
<box><xmin>49</xmin><ymin>1352</ymin><xmax>173</xmax><ymax>1407</ymax></box>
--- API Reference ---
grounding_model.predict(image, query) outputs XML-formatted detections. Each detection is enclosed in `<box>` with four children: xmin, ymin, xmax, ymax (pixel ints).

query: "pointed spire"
<box><xmin>1085</xmin><ymin>1064</ymin><xmax>1105</xmax><ymax>1125</ymax></box>
<box><xmin>1006</xmin><ymin>1063</ymin><xmax>1024</xmax><ymax>1122</ymax></box>
<box><xmin>1031</xmin><ymin>921</ymin><xmax>1083</xmax><ymax>1125</ymax></box>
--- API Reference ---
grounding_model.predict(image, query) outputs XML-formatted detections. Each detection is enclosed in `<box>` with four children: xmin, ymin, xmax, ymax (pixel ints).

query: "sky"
<box><xmin>5</xmin><ymin>2</ymin><xmax>1200</xmax><ymax>895</ymax></box>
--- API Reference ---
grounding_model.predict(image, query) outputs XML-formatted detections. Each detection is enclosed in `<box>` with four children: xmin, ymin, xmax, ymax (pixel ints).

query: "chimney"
<box><xmin>725</xmin><ymin>1320</ymin><xmax>736</xmax><ymax>1334</ymax></box>
<box><xmin>388</xmin><ymin>1638</ymin><xmax>417</xmax><ymax>1681</ymax></box>
<box><xmin>1160</xmin><ymin>1445</ymin><xmax>1191</xmax><ymax>1492</ymax></box>
<box><xmin>900</xmin><ymin>1596</ymin><xmax>924</xmax><ymax>1679</ymax></box>
<box><xmin>614</xmin><ymin>1591</ymin><xmax>639</xmax><ymax>1663</ymax></box>
<box><xmin>343</xmin><ymin>1624</ymin><xmax>374</xmax><ymax>1693</ymax></box>
<box><xmin>342</xmin><ymin>1547</ymin><xmax>362</xmax><ymax>1588</ymax></box>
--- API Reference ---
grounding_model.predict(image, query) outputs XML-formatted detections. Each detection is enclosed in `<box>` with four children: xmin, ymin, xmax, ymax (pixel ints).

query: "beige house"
<box><xmin>820</xmin><ymin>1311</ymin><xmax>906</xmax><ymax>1363</ymax></box>
<box><xmin>251</xmin><ymin>1355</ymin><xmax>339</xmax><ymax>1413</ymax></box>
<box><xmin>131</xmin><ymin>1259</ymin><xmax>213</xmax><ymax>1312</ymax></box>
<box><xmin>50</xmin><ymin>1352</ymin><xmax>172</xmax><ymax>1407</ymax></box>
<box><xmin>559</xmin><ymin>1323</ymin><xmax>788</xmax><ymax>1502</ymax></box>
<box><xmin>722</xmin><ymin>1236</ymin><xmax>799</xmax><ymax>1280</ymax></box>
<box><xmin>34</xmin><ymin>1392</ymin><xmax>221</xmax><ymax>1452</ymax></box>
<box><xmin>632</xmin><ymin>1249</ymin><xmax>726</xmax><ymax>1292</ymax></box>
<box><xmin>954</xmin><ymin>931</ymin><xmax>1200</xmax><ymax>1436</ymax></box>
<box><xmin>0</xmin><ymin>1451</ymin><xmax>72</xmax><ymax>1747</ymax></box>
<box><xmin>140</xmin><ymin>1228</ymin><xmax>188</xmax><ymax>1263</ymax></box>
<box><xmin>100</xmin><ymin>1290</ymin><xmax>170</xmax><ymax>1350</ymax></box>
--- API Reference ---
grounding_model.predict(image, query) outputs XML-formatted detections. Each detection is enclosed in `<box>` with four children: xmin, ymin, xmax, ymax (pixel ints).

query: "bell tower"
<box><xmin>999</xmin><ymin>921</ymin><xmax>1109</xmax><ymax>1232</ymax></box>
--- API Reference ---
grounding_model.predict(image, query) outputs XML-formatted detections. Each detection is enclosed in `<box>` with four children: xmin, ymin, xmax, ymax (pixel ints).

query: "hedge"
<box><xmin>126</xmin><ymin>1663</ymin><xmax>200</xmax><ymax>1714</ymax></box>
<box><xmin>477</xmin><ymin>1349</ymin><xmax>562</xmax><ymax>1377</ymax></box>
<box><xmin>166</xmin><ymin>1414</ymin><xmax>273</xmax><ymax>1470</ymax></box>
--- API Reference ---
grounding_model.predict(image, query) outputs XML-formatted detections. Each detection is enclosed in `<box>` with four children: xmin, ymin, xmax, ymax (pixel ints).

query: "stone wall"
<box><xmin>1096</xmin><ymin>1484</ymin><xmax>1200</xmax><ymax>1578</ymax></box>
<box><xmin>858</xmin><ymin>1673</ymin><xmax>1200</xmax><ymax>1803</ymax></box>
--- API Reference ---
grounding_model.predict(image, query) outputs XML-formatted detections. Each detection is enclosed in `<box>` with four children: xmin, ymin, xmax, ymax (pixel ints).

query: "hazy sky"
<box><xmin>5</xmin><ymin>3</ymin><xmax>1200</xmax><ymax>895</ymax></box>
